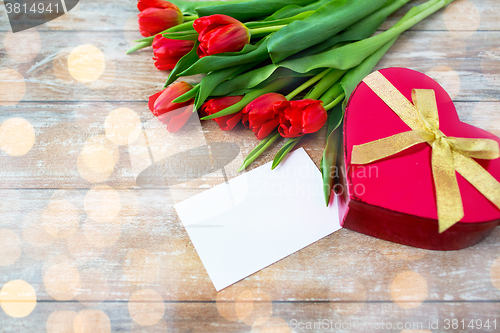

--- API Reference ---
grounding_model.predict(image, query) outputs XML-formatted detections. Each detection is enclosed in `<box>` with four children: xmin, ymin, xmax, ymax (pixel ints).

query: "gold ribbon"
<box><xmin>351</xmin><ymin>71</ymin><xmax>500</xmax><ymax>233</ymax></box>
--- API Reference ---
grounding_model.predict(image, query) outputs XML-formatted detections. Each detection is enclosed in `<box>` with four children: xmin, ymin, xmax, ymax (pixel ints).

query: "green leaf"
<box><xmin>211</xmin><ymin>66</ymin><xmax>323</xmax><ymax>97</ymax></box>
<box><xmin>264</xmin><ymin>0</ymin><xmax>331</xmax><ymax>20</ymax></box>
<box><xmin>268</xmin><ymin>0</ymin><xmax>389</xmax><ymax>63</ymax></box>
<box><xmin>194</xmin><ymin>62</ymin><xmax>259</xmax><ymax>110</ymax></box>
<box><xmin>210</xmin><ymin>64</ymin><xmax>276</xmax><ymax>96</ymax></box>
<box><xmin>169</xmin><ymin>0</ymin><xmax>250</xmax><ymax>16</ymax></box>
<box><xmin>172</xmin><ymin>84</ymin><xmax>200</xmax><ymax>103</ymax></box>
<box><xmin>278</xmin><ymin>0</ymin><xmax>450</xmax><ymax>73</ymax></box>
<box><xmin>340</xmin><ymin>37</ymin><xmax>398</xmax><ymax>106</ymax></box>
<box><xmin>180</xmin><ymin>38</ymin><xmax>270</xmax><ymax>76</ymax></box>
<box><xmin>320</xmin><ymin>37</ymin><xmax>399</xmax><ymax>205</ymax></box>
<box><xmin>272</xmin><ymin>137</ymin><xmax>303</xmax><ymax>169</ymax></box>
<box><xmin>287</xmin><ymin>0</ymin><xmax>411</xmax><ymax>60</ymax></box>
<box><xmin>164</xmin><ymin>41</ymin><xmax>200</xmax><ymax>88</ymax></box>
<box><xmin>201</xmin><ymin>77</ymin><xmax>293</xmax><ymax>120</ymax></box>
<box><xmin>245</xmin><ymin>10</ymin><xmax>314</xmax><ymax>29</ymax></box>
<box><xmin>162</xmin><ymin>32</ymin><xmax>199</xmax><ymax>41</ymax></box>
<box><xmin>238</xmin><ymin>131</ymin><xmax>281</xmax><ymax>172</ymax></box>
<box><xmin>321</xmin><ymin>103</ymin><xmax>344</xmax><ymax>206</ymax></box>
<box><xmin>195</xmin><ymin>0</ymin><xmax>317</xmax><ymax>21</ymax></box>
<box><xmin>167</xmin><ymin>21</ymin><xmax>196</xmax><ymax>33</ymax></box>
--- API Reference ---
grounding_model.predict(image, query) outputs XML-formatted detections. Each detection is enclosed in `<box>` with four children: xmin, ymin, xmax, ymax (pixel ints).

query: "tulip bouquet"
<box><xmin>128</xmin><ymin>0</ymin><xmax>456</xmax><ymax>204</ymax></box>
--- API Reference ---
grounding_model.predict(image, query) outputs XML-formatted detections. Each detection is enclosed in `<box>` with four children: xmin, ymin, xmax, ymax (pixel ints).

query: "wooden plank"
<box><xmin>0</xmin><ymin>101</ymin><xmax>498</xmax><ymax>188</ymax></box>
<box><xmin>0</xmin><ymin>0</ymin><xmax>498</xmax><ymax>32</ymax></box>
<box><xmin>0</xmin><ymin>297</ymin><xmax>500</xmax><ymax>332</ymax></box>
<box><xmin>1</xmin><ymin>188</ymin><xmax>500</xmax><ymax>303</ymax></box>
<box><xmin>0</xmin><ymin>30</ymin><xmax>500</xmax><ymax>102</ymax></box>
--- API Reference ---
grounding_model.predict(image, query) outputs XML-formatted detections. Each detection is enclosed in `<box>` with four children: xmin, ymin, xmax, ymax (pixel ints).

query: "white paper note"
<box><xmin>175</xmin><ymin>148</ymin><xmax>341</xmax><ymax>291</ymax></box>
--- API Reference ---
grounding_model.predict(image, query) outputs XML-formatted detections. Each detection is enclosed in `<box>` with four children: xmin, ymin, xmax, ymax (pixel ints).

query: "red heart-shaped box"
<box><xmin>337</xmin><ymin>67</ymin><xmax>500</xmax><ymax>250</ymax></box>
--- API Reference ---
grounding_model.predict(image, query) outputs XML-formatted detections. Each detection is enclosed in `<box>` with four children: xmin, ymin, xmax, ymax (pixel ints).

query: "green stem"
<box><xmin>128</xmin><ymin>21</ymin><xmax>196</xmax><ymax>54</ymax></box>
<box><xmin>249</xmin><ymin>25</ymin><xmax>286</xmax><ymax>37</ymax></box>
<box><xmin>324</xmin><ymin>93</ymin><xmax>345</xmax><ymax>111</ymax></box>
<box><xmin>183</xmin><ymin>15</ymin><xmax>199</xmax><ymax>21</ymax></box>
<box><xmin>271</xmin><ymin>137</ymin><xmax>303</xmax><ymax>170</ymax></box>
<box><xmin>285</xmin><ymin>69</ymin><xmax>332</xmax><ymax>100</ymax></box>
<box><xmin>201</xmin><ymin>77</ymin><xmax>293</xmax><ymax>120</ymax></box>
<box><xmin>126</xmin><ymin>41</ymin><xmax>153</xmax><ymax>54</ymax></box>
<box><xmin>133</xmin><ymin>21</ymin><xmax>195</xmax><ymax>43</ymax></box>
<box><xmin>319</xmin><ymin>82</ymin><xmax>343</xmax><ymax>105</ymax></box>
<box><xmin>238</xmin><ymin>131</ymin><xmax>281</xmax><ymax>172</ymax></box>
<box><xmin>306</xmin><ymin>70</ymin><xmax>346</xmax><ymax>100</ymax></box>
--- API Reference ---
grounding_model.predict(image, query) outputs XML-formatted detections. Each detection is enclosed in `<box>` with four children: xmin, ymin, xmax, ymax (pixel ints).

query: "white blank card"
<box><xmin>175</xmin><ymin>148</ymin><xmax>341</xmax><ymax>291</ymax></box>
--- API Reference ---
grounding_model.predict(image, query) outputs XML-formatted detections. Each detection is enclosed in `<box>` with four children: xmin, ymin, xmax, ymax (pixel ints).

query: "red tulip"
<box><xmin>152</xmin><ymin>35</ymin><xmax>195</xmax><ymax>70</ymax></box>
<box><xmin>137</xmin><ymin>0</ymin><xmax>183</xmax><ymax>37</ymax></box>
<box><xmin>242</xmin><ymin>93</ymin><xmax>287</xmax><ymax>140</ymax></box>
<box><xmin>149</xmin><ymin>81</ymin><xmax>194</xmax><ymax>132</ymax></box>
<box><xmin>200</xmin><ymin>96</ymin><xmax>244</xmax><ymax>131</ymax></box>
<box><xmin>274</xmin><ymin>99</ymin><xmax>327</xmax><ymax>138</ymax></box>
<box><xmin>193</xmin><ymin>14</ymin><xmax>250</xmax><ymax>58</ymax></box>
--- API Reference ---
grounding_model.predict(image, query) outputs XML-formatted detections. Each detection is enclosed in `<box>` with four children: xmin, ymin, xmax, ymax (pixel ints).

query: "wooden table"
<box><xmin>1</xmin><ymin>0</ymin><xmax>500</xmax><ymax>331</ymax></box>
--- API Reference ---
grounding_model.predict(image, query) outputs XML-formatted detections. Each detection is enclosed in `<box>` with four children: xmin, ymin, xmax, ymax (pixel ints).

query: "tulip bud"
<box><xmin>149</xmin><ymin>81</ymin><xmax>194</xmax><ymax>133</ymax></box>
<box><xmin>200</xmin><ymin>96</ymin><xmax>245</xmax><ymax>131</ymax></box>
<box><xmin>274</xmin><ymin>99</ymin><xmax>327</xmax><ymax>138</ymax></box>
<box><xmin>193</xmin><ymin>14</ymin><xmax>250</xmax><ymax>58</ymax></box>
<box><xmin>138</xmin><ymin>0</ymin><xmax>183</xmax><ymax>37</ymax></box>
<box><xmin>152</xmin><ymin>35</ymin><xmax>195</xmax><ymax>70</ymax></box>
<box><xmin>242</xmin><ymin>93</ymin><xmax>287</xmax><ymax>140</ymax></box>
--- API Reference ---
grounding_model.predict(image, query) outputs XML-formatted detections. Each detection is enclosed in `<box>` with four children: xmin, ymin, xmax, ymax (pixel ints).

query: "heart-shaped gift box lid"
<box><xmin>343</xmin><ymin>67</ymin><xmax>500</xmax><ymax>225</ymax></box>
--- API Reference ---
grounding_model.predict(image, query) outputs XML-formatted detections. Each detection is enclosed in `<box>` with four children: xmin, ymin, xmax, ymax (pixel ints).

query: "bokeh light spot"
<box><xmin>105</xmin><ymin>108</ymin><xmax>142</xmax><ymax>146</ymax></box>
<box><xmin>329</xmin><ymin>278</ymin><xmax>367</xmax><ymax>316</ymax></box>
<box><xmin>236</xmin><ymin>289</ymin><xmax>272</xmax><ymax>326</ymax></box>
<box><xmin>68</xmin><ymin>45</ymin><xmax>105</xmax><ymax>83</ymax></box>
<box><xmin>128</xmin><ymin>289</ymin><xmax>165</xmax><ymax>326</ymax></box>
<box><xmin>74</xmin><ymin>310</ymin><xmax>111</xmax><ymax>333</ymax></box>
<box><xmin>0</xmin><ymin>69</ymin><xmax>26</xmax><ymax>106</ymax></box>
<box><xmin>489</xmin><ymin>257</ymin><xmax>500</xmax><ymax>291</ymax></box>
<box><xmin>0</xmin><ymin>280</ymin><xmax>37</xmax><ymax>317</ymax></box>
<box><xmin>443</xmin><ymin>0</ymin><xmax>480</xmax><ymax>37</ymax></box>
<box><xmin>47</xmin><ymin>311</ymin><xmax>78</xmax><ymax>333</ymax></box>
<box><xmin>0</xmin><ymin>117</ymin><xmax>35</xmax><ymax>156</ymax></box>
<box><xmin>77</xmin><ymin>135</ymin><xmax>119</xmax><ymax>183</ymax></box>
<box><xmin>390</xmin><ymin>271</ymin><xmax>428</xmax><ymax>309</ymax></box>
<box><xmin>43</xmin><ymin>257</ymin><xmax>81</xmax><ymax>301</ymax></box>
<box><xmin>0</xmin><ymin>229</ymin><xmax>22</xmax><ymax>266</ymax></box>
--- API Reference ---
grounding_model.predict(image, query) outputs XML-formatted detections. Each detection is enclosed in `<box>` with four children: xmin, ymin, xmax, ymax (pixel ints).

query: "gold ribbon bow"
<box><xmin>351</xmin><ymin>71</ymin><xmax>500</xmax><ymax>233</ymax></box>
